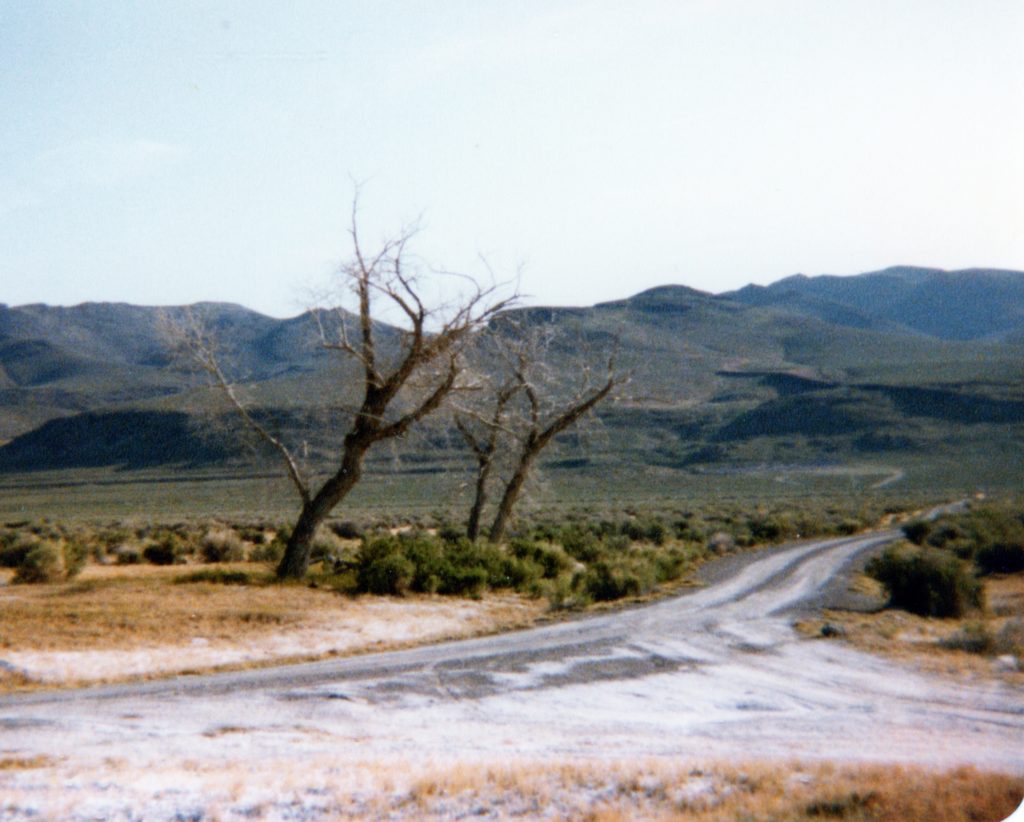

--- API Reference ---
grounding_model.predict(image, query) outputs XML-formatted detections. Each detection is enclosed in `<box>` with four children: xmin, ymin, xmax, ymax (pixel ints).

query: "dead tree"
<box><xmin>454</xmin><ymin>379</ymin><xmax>521</xmax><ymax>542</ymax></box>
<box><xmin>175</xmin><ymin>207</ymin><xmax>514</xmax><ymax>578</ymax></box>
<box><xmin>456</xmin><ymin>324</ymin><xmax>626</xmax><ymax>544</ymax></box>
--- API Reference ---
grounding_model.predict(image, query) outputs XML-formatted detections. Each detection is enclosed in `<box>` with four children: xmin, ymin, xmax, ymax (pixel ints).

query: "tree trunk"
<box><xmin>277</xmin><ymin>504</ymin><xmax>321</xmax><ymax>579</ymax></box>
<box><xmin>487</xmin><ymin>449</ymin><xmax>536</xmax><ymax>544</ymax></box>
<box><xmin>466</xmin><ymin>457</ymin><xmax>493</xmax><ymax>542</ymax></box>
<box><xmin>276</xmin><ymin>446</ymin><xmax>365</xmax><ymax>579</ymax></box>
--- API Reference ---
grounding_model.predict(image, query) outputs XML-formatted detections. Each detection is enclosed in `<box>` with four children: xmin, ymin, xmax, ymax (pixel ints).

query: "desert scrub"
<box><xmin>349</xmin><ymin>529</ymin><xmax>685</xmax><ymax>604</ymax></box>
<box><xmin>940</xmin><ymin>622</ymin><xmax>996</xmax><ymax>654</ymax></box>
<box><xmin>174</xmin><ymin>568</ymin><xmax>256</xmax><ymax>586</ymax></box>
<box><xmin>903</xmin><ymin>502</ymin><xmax>1024</xmax><ymax>564</ymax></box>
<box><xmin>866</xmin><ymin>543</ymin><xmax>983</xmax><ymax>618</ymax></box>
<box><xmin>143</xmin><ymin>532</ymin><xmax>189</xmax><ymax>566</ymax></box>
<box><xmin>11</xmin><ymin>537</ymin><xmax>85</xmax><ymax>584</ymax></box>
<box><xmin>0</xmin><ymin>531</ymin><xmax>37</xmax><ymax>568</ymax></box>
<box><xmin>975</xmin><ymin>541</ymin><xmax>1024</xmax><ymax>575</ymax></box>
<box><xmin>199</xmin><ymin>526</ymin><xmax>247</xmax><ymax>563</ymax></box>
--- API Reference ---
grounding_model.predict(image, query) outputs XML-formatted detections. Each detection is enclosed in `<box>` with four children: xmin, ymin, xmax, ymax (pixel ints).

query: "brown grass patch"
<box><xmin>989</xmin><ymin>574</ymin><xmax>1024</xmax><ymax>616</ymax></box>
<box><xmin>0</xmin><ymin>563</ymin><xmax>323</xmax><ymax>650</ymax></box>
<box><xmin>10</xmin><ymin>756</ymin><xmax>1017</xmax><ymax>821</ymax></box>
<box><xmin>0</xmin><ymin>755</ymin><xmax>57</xmax><ymax>770</ymax></box>
<box><xmin>0</xmin><ymin>561</ymin><xmax>546</xmax><ymax>691</ymax></box>
<box><xmin>390</xmin><ymin>759</ymin><xmax>1024</xmax><ymax>821</ymax></box>
<box><xmin>799</xmin><ymin>572</ymin><xmax>1024</xmax><ymax>683</ymax></box>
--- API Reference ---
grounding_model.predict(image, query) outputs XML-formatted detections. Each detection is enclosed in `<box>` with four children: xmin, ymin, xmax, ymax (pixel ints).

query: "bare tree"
<box><xmin>455</xmin><ymin>323</ymin><xmax>626</xmax><ymax>544</ymax></box>
<box><xmin>174</xmin><ymin>207</ymin><xmax>515</xmax><ymax>578</ymax></box>
<box><xmin>454</xmin><ymin>377</ymin><xmax>521</xmax><ymax>542</ymax></box>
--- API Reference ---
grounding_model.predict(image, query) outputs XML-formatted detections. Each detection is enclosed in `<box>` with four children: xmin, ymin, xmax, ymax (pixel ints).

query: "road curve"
<box><xmin>1</xmin><ymin>528</ymin><xmax>1022</xmax><ymax>793</ymax></box>
<box><xmin>3</xmin><ymin>530</ymin><xmax>899</xmax><ymax>706</ymax></box>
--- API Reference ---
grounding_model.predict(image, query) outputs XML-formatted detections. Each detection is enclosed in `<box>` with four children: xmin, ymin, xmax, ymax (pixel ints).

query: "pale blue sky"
<box><xmin>1</xmin><ymin>1</ymin><xmax>1021</xmax><ymax>317</ymax></box>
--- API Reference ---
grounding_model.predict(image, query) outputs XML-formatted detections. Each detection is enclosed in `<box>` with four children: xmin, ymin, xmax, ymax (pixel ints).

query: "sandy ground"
<box><xmin>1</xmin><ymin>530</ymin><xmax>1022</xmax><ymax>820</ymax></box>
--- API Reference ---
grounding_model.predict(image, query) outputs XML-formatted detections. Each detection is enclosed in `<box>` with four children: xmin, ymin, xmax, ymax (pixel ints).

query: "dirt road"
<box><xmin>2</xmin><ymin>529</ymin><xmax>1022</xmax><ymax>818</ymax></box>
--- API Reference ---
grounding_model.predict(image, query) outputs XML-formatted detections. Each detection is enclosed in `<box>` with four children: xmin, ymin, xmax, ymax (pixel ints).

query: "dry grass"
<box><xmin>799</xmin><ymin>573</ymin><xmax>1024</xmax><ymax>683</ymax></box>
<box><xmin>0</xmin><ymin>756</ymin><xmax>56</xmax><ymax>771</ymax></box>
<box><xmin>989</xmin><ymin>574</ymin><xmax>1024</xmax><ymax>616</ymax></box>
<box><xmin>19</xmin><ymin>757</ymin><xmax>1016</xmax><ymax>821</ymax></box>
<box><xmin>395</xmin><ymin>759</ymin><xmax>1024</xmax><ymax>821</ymax></box>
<box><xmin>0</xmin><ymin>562</ymin><xmax>545</xmax><ymax>691</ymax></box>
<box><xmin>4</xmin><ymin>756</ymin><xmax>1018</xmax><ymax>820</ymax></box>
<box><xmin>0</xmin><ymin>563</ymin><xmax>323</xmax><ymax>650</ymax></box>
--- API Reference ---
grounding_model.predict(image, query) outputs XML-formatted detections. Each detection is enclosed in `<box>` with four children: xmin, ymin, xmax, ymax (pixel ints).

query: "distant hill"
<box><xmin>724</xmin><ymin>266</ymin><xmax>1024</xmax><ymax>341</ymax></box>
<box><xmin>1</xmin><ymin>266</ymin><xmax>1022</xmax><ymax>485</ymax></box>
<box><xmin>0</xmin><ymin>302</ymin><xmax>330</xmax><ymax>441</ymax></box>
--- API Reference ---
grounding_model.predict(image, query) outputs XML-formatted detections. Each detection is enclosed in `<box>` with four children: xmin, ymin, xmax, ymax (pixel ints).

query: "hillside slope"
<box><xmin>1</xmin><ymin>267</ymin><xmax>1022</xmax><ymax>486</ymax></box>
<box><xmin>724</xmin><ymin>266</ymin><xmax>1024</xmax><ymax>341</ymax></box>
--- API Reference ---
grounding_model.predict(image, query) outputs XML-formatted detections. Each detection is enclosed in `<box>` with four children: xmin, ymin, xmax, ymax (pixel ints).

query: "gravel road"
<box><xmin>2</xmin><ymin>528</ymin><xmax>1022</xmax><ymax>819</ymax></box>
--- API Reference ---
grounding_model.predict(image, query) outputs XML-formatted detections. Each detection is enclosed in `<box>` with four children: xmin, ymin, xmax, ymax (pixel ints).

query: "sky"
<box><xmin>1</xmin><ymin>1</ymin><xmax>1022</xmax><ymax>317</ymax></box>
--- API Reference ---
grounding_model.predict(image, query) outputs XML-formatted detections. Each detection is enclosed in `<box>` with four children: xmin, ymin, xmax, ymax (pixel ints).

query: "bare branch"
<box><xmin>164</xmin><ymin>308</ymin><xmax>312</xmax><ymax>507</ymax></box>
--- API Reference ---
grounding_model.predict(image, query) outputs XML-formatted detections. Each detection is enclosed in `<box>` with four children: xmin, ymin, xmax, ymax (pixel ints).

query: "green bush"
<box><xmin>0</xmin><ymin>533</ymin><xmax>38</xmax><ymax>568</ymax></box>
<box><xmin>866</xmin><ymin>544</ymin><xmax>983</xmax><ymax>618</ymax></box>
<box><xmin>62</xmin><ymin>538</ymin><xmax>87</xmax><ymax>578</ymax></box>
<box><xmin>975</xmin><ymin>542</ymin><xmax>1024</xmax><ymax>575</ymax></box>
<box><xmin>509</xmin><ymin>538</ymin><xmax>573</xmax><ymax>579</ymax></box>
<box><xmin>11</xmin><ymin>538</ymin><xmax>84</xmax><ymax>584</ymax></box>
<box><xmin>13</xmin><ymin>541</ymin><xmax>64</xmax><ymax>584</ymax></box>
<box><xmin>329</xmin><ymin>521</ymin><xmax>364</xmax><ymax>540</ymax></box>
<box><xmin>358</xmin><ymin>551</ymin><xmax>415</xmax><ymax>595</ymax></box>
<box><xmin>250</xmin><ymin>539</ymin><xmax>285</xmax><ymax>564</ymax></box>
<box><xmin>902</xmin><ymin>520</ymin><xmax>933</xmax><ymax>545</ymax></box>
<box><xmin>113</xmin><ymin>544</ymin><xmax>142</xmax><ymax>564</ymax></box>
<box><xmin>143</xmin><ymin>533</ymin><xmax>186</xmax><ymax>566</ymax></box>
<box><xmin>558</xmin><ymin>525</ymin><xmax>603</xmax><ymax>563</ymax></box>
<box><xmin>576</xmin><ymin>558</ymin><xmax>655</xmax><ymax>602</ymax></box>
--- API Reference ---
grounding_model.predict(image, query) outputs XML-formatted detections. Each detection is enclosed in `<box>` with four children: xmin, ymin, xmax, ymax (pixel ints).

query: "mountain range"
<box><xmin>1</xmin><ymin>266</ymin><xmax>1022</xmax><ymax>486</ymax></box>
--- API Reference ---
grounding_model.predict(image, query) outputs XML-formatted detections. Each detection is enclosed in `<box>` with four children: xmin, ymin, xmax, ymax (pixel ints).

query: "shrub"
<box><xmin>310</xmin><ymin>529</ymin><xmax>347</xmax><ymax>564</ymax></box>
<box><xmin>0</xmin><ymin>533</ymin><xmax>38</xmax><ymax>568</ymax></box>
<box><xmin>577</xmin><ymin>559</ymin><xmax>655</xmax><ymax>602</ymax></box>
<box><xmin>62</xmin><ymin>538</ymin><xmax>87</xmax><ymax>578</ymax></box>
<box><xmin>11</xmin><ymin>537</ymin><xmax>85</xmax><ymax>584</ymax></box>
<box><xmin>12</xmin><ymin>541</ymin><xmax>64</xmax><ymax>584</ymax></box>
<box><xmin>940</xmin><ymin>622</ymin><xmax>996</xmax><ymax>654</ymax></box>
<box><xmin>558</xmin><ymin>525</ymin><xmax>604</xmax><ymax>563</ymax></box>
<box><xmin>995</xmin><ymin>618</ymin><xmax>1024</xmax><ymax>656</ymax></box>
<box><xmin>509</xmin><ymin>538</ymin><xmax>573</xmax><ymax>579</ymax></box>
<box><xmin>653</xmin><ymin>547</ymin><xmax>691</xmax><ymax>582</ymax></box>
<box><xmin>200</xmin><ymin>527</ymin><xmax>246</xmax><ymax>563</ymax></box>
<box><xmin>143</xmin><ymin>533</ymin><xmax>186</xmax><ymax>566</ymax></box>
<box><xmin>329</xmin><ymin>521</ymin><xmax>363</xmax><ymax>540</ymax></box>
<box><xmin>175</xmin><ymin>569</ymin><xmax>252</xmax><ymax>585</ymax></box>
<box><xmin>496</xmin><ymin>555</ymin><xmax>545</xmax><ymax>590</ymax></box>
<box><xmin>747</xmin><ymin>512</ymin><xmax>795</xmax><ymax>543</ymax></box>
<box><xmin>250</xmin><ymin>539</ymin><xmax>285</xmax><ymax>564</ymax></box>
<box><xmin>975</xmin><ymin>542</ymin><xmax>1024</xmax><ymax>575</ymax></box>
<box><xmin>901</xmin><ymin>520</ymin><xmax>932</xmax><ymax>545</ymax></box>
<box><xmin>113</xmin><ymin>544</ymin><xmax>142</xmax><ymax>564</ymax></box>
<box><xmin>866</xmin><ymin>544</ymin><xmax>983</xmax><ymax>618</ymax></box>
<box><xmin>707</xmin><ymin>531</ymin><xmax>735</xmax><ymax>555</ymax></box>
<box><xmin>436</xmin><ymin>524</ymin><xmax>464</xmax><ymax>544</ymax></box>
<box><xmin>358</xmin><ymin>551</ymin><xmax>415</xmax><ymax>595</ymax></box>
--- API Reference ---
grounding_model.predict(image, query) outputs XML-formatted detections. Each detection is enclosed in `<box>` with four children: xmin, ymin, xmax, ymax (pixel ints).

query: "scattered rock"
<box><xmin>820</xmin><ymin>623</ymin><xmax>845</xmax><ymax>638</ymax></box>
<box><xmin>992</xmin><ymin>655</ymin><xmax>1020</xmax><ymax>673</ymax></box>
